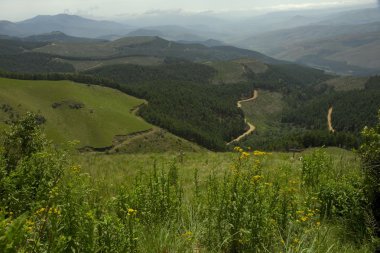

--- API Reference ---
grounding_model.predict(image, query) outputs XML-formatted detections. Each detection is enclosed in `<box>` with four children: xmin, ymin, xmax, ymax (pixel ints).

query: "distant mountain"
<box><xmin>289</xmin><ymin>31</ymin><xmax>380</xmax><ymax>75</ymax></box>
<box><xmin>237</xmin><ymin>22</ymin><xmax>380</xmax><ymax>55</ymax></box>
<box><xmin>31</xmin><ymin>35</ymin><xmax>282</xmax><ymax>64</ymax></box>
<box><xmin>24</xmin><ymin>31</ymin><xmax>106</xmax><ymax>43</ymax></box>
<box><xmin>317</xmin><ymin>8</ymin><xmax>380</xmax><ymax>26</ymax></box>
<box><xmin>177</xmin><ymin>39</ymin><xmax>225</xmax><ymax>47</ymax></box>
<box><xmin>126</xmin><ymin>26</ymin><xmax>209</xmax><ymax>41</ymax></box>
<box><xmin>0</xmin><ymin>14</ymin><xmax>132</xmax><ymax>38</ymax></box>
<box><xmin>236</xmin><ymin>20</ymin><xmax>380</xmax><ymax>75</ymax></box>
<box><xmin>127</xmin><ymin>29</ymin><xmax>165</xmax><ymax>37</ymax></box>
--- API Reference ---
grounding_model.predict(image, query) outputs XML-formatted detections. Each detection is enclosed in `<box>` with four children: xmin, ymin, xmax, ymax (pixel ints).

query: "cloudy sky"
<box><xmin>1</xmin><ymin>0</ymin><xmax>376</xmax><ymax>21</ymax></box>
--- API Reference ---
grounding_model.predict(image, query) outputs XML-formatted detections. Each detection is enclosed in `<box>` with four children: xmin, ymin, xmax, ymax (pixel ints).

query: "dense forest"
<box><xmin>86</xmin><ymin>63</ymin><xmax>254</xmax><ymax>150</ymax></box>
<box><xmin>282</xmin><ymin>83</ymin><xmax>380</xmax><ymax>133</ymax></box>
<box><xmin>0</xmin><ymin>53</ymin><xmax>75</xmax><ymax>73</ymax></box>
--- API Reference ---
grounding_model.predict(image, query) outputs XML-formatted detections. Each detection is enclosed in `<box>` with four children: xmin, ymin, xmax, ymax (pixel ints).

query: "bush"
<box><xmin>359</xmin><ymin>110</ymin><xmax>380</xmax><ymax>234</ymax></box>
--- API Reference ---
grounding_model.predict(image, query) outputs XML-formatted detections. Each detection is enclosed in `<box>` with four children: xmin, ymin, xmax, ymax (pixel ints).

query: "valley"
<box><xmin>0</xmin><ymin>3</ymin><xmax>380</xmax><ymax>252</ymax></box>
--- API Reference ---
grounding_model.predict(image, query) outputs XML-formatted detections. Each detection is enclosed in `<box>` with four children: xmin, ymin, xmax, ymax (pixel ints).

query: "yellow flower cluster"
<box><xmin>233</xmin><ymin>146</ymin><xmax>244</xmax><ymax>153</ymax></box>
<box><xmin>251</xmin><ymin>175</ymin><xmax>263</xmax><ymax>184</ymax></box>
<box><xmin>296</xmin><ymin>209</ymin><xmax>317</xmax><ymax>223</ymax></box>
<box><xmin>128</xmin><ymin>208</ymin><xmax>138</xmax><ymax>216</ymax></box>
<box><xmin>240</xmin><ymin>152</ymin><xmax>250</xmax><ymax>159</ymax></box>
<box><xmin>71</xmin><ymin>165</ymin><xmax>81</xmax><ymax>173</ymax></box>
<box><xmin>181</xmin><ymin>230</ymin><xmax>193</xmax><ymax>241</ymax></box>
<box><xmin>35</xmin><ymin>207</ymin><xmax>46</xmax><ymax>215</ymax></box>
<box><xmin>25</xmin><ymin>219</ymin><xmax>35</xmax><ymax>232</ymax></box>
<box><xmin>35</xmin><ymin>207</ymin><xmax>61</xmax><ymax>216</ymax></box>
<box><xmin>253</xmin><ymin>150</ymin><xmax>270</xmax><ymax>156</ymax></box>
<box><xmin>48</xmin><ymin>207</ymin><xmax>61</xmax><ymax>215</ymax></box>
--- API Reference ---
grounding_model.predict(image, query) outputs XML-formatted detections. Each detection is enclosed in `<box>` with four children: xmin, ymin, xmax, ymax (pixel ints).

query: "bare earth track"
<box><xmin>328</xmin><ymin>106</ymin><xmax>335</xmax><ymax>133</ymax></box>
<box><xmin>228</xmin><ymin>90</ymin><xmax>258</xmax><ymax>145</ymax></box>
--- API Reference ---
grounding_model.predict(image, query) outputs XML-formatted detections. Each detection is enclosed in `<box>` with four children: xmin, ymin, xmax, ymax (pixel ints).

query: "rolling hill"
<box><xmin>236</xmin><ymin>21</ymin><xmax>380</xmax><ymax>75</ymax></box>
<box><xmin>32</xmin><ymin>36</ymin><xmax>283</xmax><ymax>63</ymax></box>
<box><xmin>23</xmin><ymin>31</ymin><xmax>106</xmax><ymax>43</ymax></box>
<box><xmin>0</xmin><ymin>77</ymin><xmax>151</xmax><ymax>148</ymax></box>
<box><xmin>0</xmin><ymin>14</ymin><xmax>132</xmax><ymax>38</ymax></box>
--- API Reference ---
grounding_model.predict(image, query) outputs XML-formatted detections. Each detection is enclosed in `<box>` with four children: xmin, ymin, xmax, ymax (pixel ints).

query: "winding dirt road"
<box><xmin>228</xmin><ymin>90</ymin><xmax>258</xmax><ymax>145</ymax></box>
<box><xmin>328</xmin><ymin>106</ymin><xmax>335</xmax><ymax>133</ymax></box>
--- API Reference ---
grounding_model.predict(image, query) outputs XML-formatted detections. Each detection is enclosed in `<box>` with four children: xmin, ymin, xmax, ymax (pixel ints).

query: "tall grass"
<box><xmin>0</xmin><ymin>115</ymin><xmax>375</xmax><ymax>252</ymax></box>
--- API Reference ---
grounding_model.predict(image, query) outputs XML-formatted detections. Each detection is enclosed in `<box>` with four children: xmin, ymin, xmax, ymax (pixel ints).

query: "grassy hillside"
<box><xmin>241</xmin><ymin>90</ymin><xmax>286</xmax><ymax>131</ymax></box>
<box><xmin>205</xmin><ymin>58</ymin><xmax>268</xmax><ymax>84</ymax></box>
<box><xmin>0</xmin><ymin>77</ymin><xmax>151</xmax><ymax>148</ymax></box>
<box><xmin>110</xmin><ymin>128</ymin><xmax>205</xmax><ymax>154</ymax></box>
<box><xmin>322</xmin><ymin>76</ymin><xmax>368</xmax><ymax>91</ymax></box>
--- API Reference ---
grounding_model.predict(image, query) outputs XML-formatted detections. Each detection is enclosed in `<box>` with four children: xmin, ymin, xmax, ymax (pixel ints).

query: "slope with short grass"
<box><xmin>0</xmin><ymin>77</ymin><xmax>152</xmax><ymax>148</ymax></box>
<box><xmin>205</xmin><ymin>58</ymin><xmax>268</xmax><ymax>84</ymax></box>
<box><xmin>240</xmin><ymin>90</ymin><xmax>286</xmax><ymax>131</ymax></box>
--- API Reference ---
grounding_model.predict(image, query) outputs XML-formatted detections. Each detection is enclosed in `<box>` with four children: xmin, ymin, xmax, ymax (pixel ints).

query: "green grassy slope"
<box><xmin>0</xmin><ymin>77</ymin><xmax>151</xmax><ymax>148</ymax></box>
<box><xmin>205</xmin><ymin>61</ymin><xmax>247</xmax><ymax>84</ymax></box>
<box><xmin>241</xmin><ymin>90</ymin><xmax>286</xmax><ymax>131</ymax></box>
<box><xmin>204</xmin><ymin>59</ymin><xmax>268</xmax><ymax>84</ymax></box>
<box><xmin>322</xmin><ymin>76</ymin><xmax>368</xmax><ymax>91</ymax></box>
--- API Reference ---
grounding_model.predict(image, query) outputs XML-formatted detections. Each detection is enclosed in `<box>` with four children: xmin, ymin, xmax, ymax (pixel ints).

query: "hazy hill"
<box><xmin>24</xmin><ymin>31</ymin><xmax>106</xmax><ymax>43</ymax></box>
<box><xmin>277</xmin><ymin>31</ymin><xmax>380</xmax><ymax>73</ymax></box>
<box><xmin>317</xmin><ymin>8</ymin><xmax>380</xmax><ymax>26</ymax></box>
<box><xmin>177</xmin><ymin>39</ymin><xmax>225</xmax><ymax>47</ymax></box>
<box><xmin>33</xmin><ymin>36</ymin><xmax>282</xmax><ymax>63</ymax></box>
<box><xmin>0</xmin><ymin>14</ymin><xmax>132</xmax><ymax>38</ymax></box>
<box><xmin>236</xmin><ymin>21</ymin><xmax>380</xmax><ymax>75</ymax></box>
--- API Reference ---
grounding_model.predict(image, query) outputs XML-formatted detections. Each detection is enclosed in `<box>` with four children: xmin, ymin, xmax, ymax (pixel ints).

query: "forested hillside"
<box><xmin>0</xmin><ymin>35</ymin><xmax>378</xmax><ymax>151</ymax></box>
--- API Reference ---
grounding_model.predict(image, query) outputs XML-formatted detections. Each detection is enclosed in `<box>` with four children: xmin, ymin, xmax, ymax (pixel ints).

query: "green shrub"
<box><xmin>359</xmin><ymin>110</ymin><xmax>380</xmax><ymax>235</ymax></box>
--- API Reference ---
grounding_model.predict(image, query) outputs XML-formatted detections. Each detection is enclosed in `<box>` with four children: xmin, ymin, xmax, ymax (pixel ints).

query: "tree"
<box><xmin>0</xmin><ymin>112</ymin><xmax>64</xmax><ymax>215</ymax></box>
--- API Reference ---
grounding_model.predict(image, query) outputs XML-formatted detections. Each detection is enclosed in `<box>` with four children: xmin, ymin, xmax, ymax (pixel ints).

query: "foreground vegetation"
<box><xmin>0</xmin><ymin>113</ymin><xmax>379</xmax><ymax>252</ymax></box>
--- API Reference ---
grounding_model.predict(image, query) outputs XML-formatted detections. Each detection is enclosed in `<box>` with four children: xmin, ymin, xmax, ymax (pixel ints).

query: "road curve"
<box><xmin>228</xmin><ymin>90</ymin><xmax>258</xmax><ymax>145</ymax></box>
<box><xmin>328</xmin><ymin>106</ymin><xmax>335</xmax><ymax>133</ymax></box>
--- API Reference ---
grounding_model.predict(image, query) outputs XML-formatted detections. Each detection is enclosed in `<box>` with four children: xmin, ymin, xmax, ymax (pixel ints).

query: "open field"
<box><xmin>240</xmin><ymin>89</ymin><xmax>286</xmax><ymax>132</ymax></box>
<box><xmin>69</xmin><ymin>147</ymin><xmax>372</xmax><ymax>252</ymax></box>
<box><xmin>0</xmin><ymin>77</ymin><xmax>151</xmax><ymax>148</ymax></box>
<box><xmin>75</xmin><ymin>147</ymin><xmax>358</xmax><ymax>197</ymax></box>
<box><xmin>205</xmin><ymin>59</ymin><xmax>268</xmax><ymax>84</ymax></box>
<box><xmin>322</xmin><ymin>76</ymin><xmax>368</xmax><ymax>91</ymax></box>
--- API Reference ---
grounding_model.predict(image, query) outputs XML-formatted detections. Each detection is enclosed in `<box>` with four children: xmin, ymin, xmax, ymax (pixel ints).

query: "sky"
<box><xmin>0</xmin><ymin>0</ymin><xmax>376</xmax><ymax>21</ymax></box>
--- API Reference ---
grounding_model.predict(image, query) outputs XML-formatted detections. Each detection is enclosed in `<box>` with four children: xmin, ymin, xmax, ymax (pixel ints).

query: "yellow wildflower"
<box><xmin>71</xmin><ymin>165</ymin><xmax>81</xmax><ymax>173</ymax></box>
<box><xmin>240</xmin><ymin>152</ymin><xmax>250</xmax><ymax>159</ymax></box>
<box><xmin>253</xmin><ymin>150</ymin><xmax>270</xmax><ymax>156</ymax></box>
<box><xmin>181</xmin><ymin>231</ymin><xmax>193</xmax><ymax>241</ymax></box>
<box><xmin>35</xmin><ymin>207</ymin><xmax>46</xmax><ymax>215</ymax></box>
<box><xmin>127</xmin><ymin>208</ymin><xmax>137</xmax><ymax>216</ymax></box>
<box><xmin>251</xmin><ymin>175</ymin><xmax>263</xmax><ymax>184</ymax></box>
